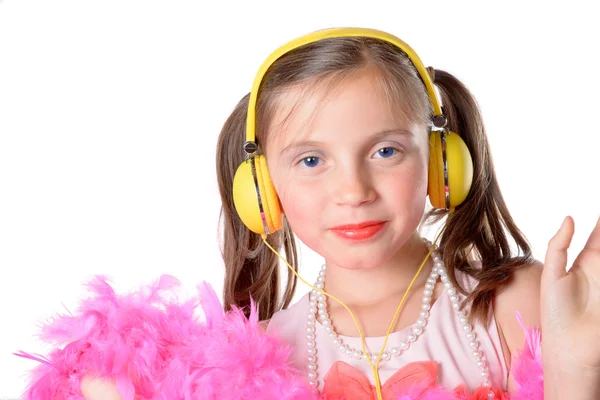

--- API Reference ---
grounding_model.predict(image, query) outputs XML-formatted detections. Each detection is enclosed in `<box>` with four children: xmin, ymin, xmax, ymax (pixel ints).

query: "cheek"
<box><xmin>386</xmin><ymin>159</ymin><xmax>428</xmax><ymax>197</ymax></box>
<box><xmin>277</xmin><ymin>182</ymin><xmax>318</xmax><ymax>222</ymax></box>
<box><xmin>275</xmin><ymin>180</ymin><xmax>326</xmax><ymax>246</ymax></box>
<box><xmin>391</xmin><ymin>183</ymin><xmax>427</xmax><ymax>219</ymax></box>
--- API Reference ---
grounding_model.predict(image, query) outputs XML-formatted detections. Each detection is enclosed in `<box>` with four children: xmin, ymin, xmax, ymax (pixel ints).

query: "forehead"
<box><xmin>264</xmin><ymin>67</ymin><xmax>421</xmax><ymax>151</ymax></box>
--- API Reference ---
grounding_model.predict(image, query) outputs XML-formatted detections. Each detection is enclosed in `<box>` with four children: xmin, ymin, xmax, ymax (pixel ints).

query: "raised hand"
<box><xmin>541</xmin><ymin>216</ymin><xmax>600</xmax><ymax>399</ymax></box>
<box><xmin>81</xmin><ymin>375</ymin><xmax>122</xmax><ymax>400</ymax></box>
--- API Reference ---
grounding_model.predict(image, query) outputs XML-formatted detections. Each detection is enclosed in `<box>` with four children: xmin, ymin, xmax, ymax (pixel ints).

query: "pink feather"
<box><xmin>509</xmin><ymin>311</ymin><xmax>544</xmax><ymax>400</ymax></box>
<box><xmin>16</xmin><ymin>277</ymin><xmax>544</xmax><ymax>400</ymax></box>
<box><xmin>15</xmin><ymin>275</ymin><xmax>316</xmax><ymax>400</ymax></box>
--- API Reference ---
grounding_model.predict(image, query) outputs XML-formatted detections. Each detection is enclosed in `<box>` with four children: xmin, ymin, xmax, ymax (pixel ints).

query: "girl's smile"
<box><xmin>329</xmin><ymin>220</ymin><xmax>387</xmax><ymax>242</ymax></box>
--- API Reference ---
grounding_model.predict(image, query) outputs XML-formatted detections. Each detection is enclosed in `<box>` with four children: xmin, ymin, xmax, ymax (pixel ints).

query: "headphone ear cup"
<box><xmin>232</xmin><ymin>156</ymin><xmax>283</xmax><ymax>235</ymax></box>
<box><xmin>233</xmin><ymin>159</ymin><xmax>265</xmax><ymax>234</ymax></box>
<box><xmin>428</xmin><ymin>132</ymin><xmax>445</xmax><ymax>209</ymax></box>
<box><xmin>428</xmin><ymin>131</ymin><xmax>474</xmax><ymax>211</ymax></box>
<box><xmin>254</xmin><ymin>156</ymin><xmax>283</xmax><ymax>233</ymax></box>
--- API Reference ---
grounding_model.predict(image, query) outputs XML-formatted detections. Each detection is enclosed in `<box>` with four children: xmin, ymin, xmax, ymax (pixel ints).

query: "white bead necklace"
<box><xmin>304</xmin><ymin>239</ymin><xmax>493</xmax><ymax>394</ymax></box>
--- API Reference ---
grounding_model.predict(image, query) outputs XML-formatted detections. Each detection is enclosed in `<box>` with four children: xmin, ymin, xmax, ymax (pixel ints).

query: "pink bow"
<box><xmin>320</xmin><ymin>360</ymin><xmax>438</xmax><ymax>400</ymax></box>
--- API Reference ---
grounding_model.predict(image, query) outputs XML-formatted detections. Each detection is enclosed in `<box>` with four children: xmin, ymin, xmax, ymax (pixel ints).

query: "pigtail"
<box><xmin>216</xmin><ymin>93</ymin><xmax>299</xmax><ymax>321</ymax></box>
<box><xmin>424</xmin><ymin>69</ymin><xmax>535</xmax><ymax>324</ymax></box>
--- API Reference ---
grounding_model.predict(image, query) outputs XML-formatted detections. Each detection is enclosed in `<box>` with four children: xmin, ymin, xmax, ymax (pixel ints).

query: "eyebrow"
<box><xmin>280</xmin><ymin>128</ymin><xmax>413</xmax><ymax>155</ymax></box>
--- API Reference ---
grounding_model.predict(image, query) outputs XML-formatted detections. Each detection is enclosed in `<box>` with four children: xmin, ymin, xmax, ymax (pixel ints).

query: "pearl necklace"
<box><xmin>304</xmin><ymin>240</ymin><xmax>493</xmax><ymax>393</ymax></box>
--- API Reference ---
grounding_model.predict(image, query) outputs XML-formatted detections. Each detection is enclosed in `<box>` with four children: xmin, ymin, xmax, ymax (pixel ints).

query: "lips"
<box><xmin>330</xmin><ymin>221</ymin><xmax>386</xmax><ymax>241</ymax></box>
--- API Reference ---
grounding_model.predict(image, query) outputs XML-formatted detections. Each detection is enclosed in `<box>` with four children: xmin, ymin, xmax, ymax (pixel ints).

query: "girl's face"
<box><xmin>265</xmin><ymin>68</ymin><xmax>430</xmax><ymax>270</ymax></box>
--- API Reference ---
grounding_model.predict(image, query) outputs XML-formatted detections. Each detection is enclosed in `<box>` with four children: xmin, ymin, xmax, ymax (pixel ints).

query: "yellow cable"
<box><xmin>261</xmin><ymin>221</ymin><xmax>448</xmax><ymax>400</ymax></box>
<box><xmin>370</xmin><ymin>224</ymin><xmax>447</xmax><ymax>398</ymax></box>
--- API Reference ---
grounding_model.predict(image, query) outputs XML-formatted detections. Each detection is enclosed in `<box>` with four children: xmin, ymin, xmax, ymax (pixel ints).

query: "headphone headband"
<box><xmin>233</xmin><ymin>27</ymin><xmax>473</xmax><ymax>237</ymax></box>
<box><xmin>244</xmin><ymin>27</ymin><xmax>446</xmax><ymax>149</ymax></box>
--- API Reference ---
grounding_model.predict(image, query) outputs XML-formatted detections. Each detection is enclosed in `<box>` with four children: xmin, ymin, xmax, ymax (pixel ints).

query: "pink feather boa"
<box><xmin>15</xmin><ymin>275</ymin><xmax>544</xmax><ymax>399</ymax></box>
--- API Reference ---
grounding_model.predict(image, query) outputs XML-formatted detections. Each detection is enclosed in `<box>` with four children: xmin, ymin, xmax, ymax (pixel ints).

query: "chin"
<box><xmin>333</xmin><ymin>231</ymin><xmax>420</xmax><ymax>267</ymax></box>
<box><xmin>324</xmin><ymin>245</ymin><xmax>398</xmax><ymax>270</ymax></box>
<box><xmin>331</xmin><ymin>259</ymin><xmax>386</xmax><ymax>270</ymax></box>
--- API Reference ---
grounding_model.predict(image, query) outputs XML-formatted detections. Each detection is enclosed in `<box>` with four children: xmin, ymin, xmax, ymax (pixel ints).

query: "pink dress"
<box><xmin>266</xmin><ymin>269</ymin><xmax>509</xmax><ymax>394</ymax></box>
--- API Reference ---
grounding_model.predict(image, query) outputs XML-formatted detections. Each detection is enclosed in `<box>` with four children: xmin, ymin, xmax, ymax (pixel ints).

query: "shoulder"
<box><xmin>258</xmin><ymin>292</ymin><xmax>309</xmax><ymax>333</ymax></box>
<box><xmin>493</xmin><ymin>259</ymin><xmax>543</xmax><ymax>354</ymax></box>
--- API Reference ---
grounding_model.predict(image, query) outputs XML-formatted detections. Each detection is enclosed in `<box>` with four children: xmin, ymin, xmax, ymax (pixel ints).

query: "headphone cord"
<box><xmin>261</xmin><ymin>220</ymin><xmax>448</xmax><ymax>400</ymax></box>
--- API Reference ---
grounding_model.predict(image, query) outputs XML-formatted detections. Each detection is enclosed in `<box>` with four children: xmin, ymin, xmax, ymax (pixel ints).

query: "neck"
<box><xmin>322</xmin><ymin>233</ymin><xmax>434</xmax><ymax>308</ymax></box>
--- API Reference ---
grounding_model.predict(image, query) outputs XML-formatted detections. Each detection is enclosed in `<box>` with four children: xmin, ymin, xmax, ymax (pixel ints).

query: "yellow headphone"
<box><xmin>232</xmin><ymin>27</ymin><xmax>474</xmax><ymax>236</ymax></box>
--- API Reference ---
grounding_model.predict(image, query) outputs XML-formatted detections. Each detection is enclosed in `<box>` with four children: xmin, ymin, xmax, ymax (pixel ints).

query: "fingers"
<box><xmin>582</xmin><ymin>216</ymin><xmax>600</xmax><ymax>251</ymax></box>
<box><xmin>542</xmin><ymin>216</ymin><xmax>575</xmax><ymax>284</ymax></box>
<box><xmin>81</xmin><ymin>375</ymin><xmax>123</xmax><ymax>400</ymax></box>
<box><xmin>571</xmin><ymin>215</ymin><xmax>600</xmax><ymax>272</ymax></box>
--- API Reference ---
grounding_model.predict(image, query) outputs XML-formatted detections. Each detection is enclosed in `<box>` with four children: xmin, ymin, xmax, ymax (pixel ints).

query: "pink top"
<box><xmin>266</xmin><ymin>268</ymin><xmax>509</xmax><ymax>393</ymax></box>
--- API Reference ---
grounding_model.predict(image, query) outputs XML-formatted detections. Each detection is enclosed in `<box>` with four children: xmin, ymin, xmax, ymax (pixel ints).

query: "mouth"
<box><xmin>329</xmin><ymin>221</ymin><xmax>387</xmax><ymax>241</ymax></box>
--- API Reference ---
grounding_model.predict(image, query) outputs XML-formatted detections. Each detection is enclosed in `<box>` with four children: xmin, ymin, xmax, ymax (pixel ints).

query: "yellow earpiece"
<box><xmin>428</xmin><ymin>130</ymin><xmax>474</xmax><ymax>212</ymax></box>
<box><xmin>232</xmin><ymin>27</ymin><xmax>475</xmax><ymax>236</ymax></box>
<box><xmin>233</xmin><ymin>155</ymin><xmax>282</xmax><ymax>235</ymax></box>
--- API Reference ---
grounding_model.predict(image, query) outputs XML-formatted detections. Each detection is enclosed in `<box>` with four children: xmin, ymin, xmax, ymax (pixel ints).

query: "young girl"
<box><xmin>19</xmin><ymin>27</ymin><xmax>600</xmax><ymax>400</ymax></box>
<box><xmin>214</xmin><ymin>26</ymin><xmax>600</xmax><ymax>398</ymax></box>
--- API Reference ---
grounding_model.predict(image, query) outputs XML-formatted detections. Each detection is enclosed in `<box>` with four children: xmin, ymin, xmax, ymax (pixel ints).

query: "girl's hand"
<box><xmin>81</xmin><ymin>375</ymin><xmax>122</xmax><ymax>400</ymax></box>
<box><xmin>541</xmin><ymin>216</ymin><xmax>600</xmax><ymax>398</ymax></box>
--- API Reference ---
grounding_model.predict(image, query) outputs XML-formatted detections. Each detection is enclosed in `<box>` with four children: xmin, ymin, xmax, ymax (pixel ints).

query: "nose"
<box><xmin>331</xmin><ymin>164</ymin><xmax>377</xmax><ymax>207</ymax></box>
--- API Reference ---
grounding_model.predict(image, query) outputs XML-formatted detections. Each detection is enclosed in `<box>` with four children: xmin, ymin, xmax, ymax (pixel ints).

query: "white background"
<box><xmin>1</xmin><ymin>0</ymin><xmax>598</xmax><ymax>397</ymax></box>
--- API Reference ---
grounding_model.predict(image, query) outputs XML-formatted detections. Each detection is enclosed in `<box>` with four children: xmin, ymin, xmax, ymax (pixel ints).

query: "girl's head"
<box><xmin>217</xmin><ymin>32</ymin><xmax>533</xmax><ymax>323</ymax></box>
<box><xmin>264</xmin><ymin>64</ymin><xmax>430</xmax><ymax>272</ymax></box>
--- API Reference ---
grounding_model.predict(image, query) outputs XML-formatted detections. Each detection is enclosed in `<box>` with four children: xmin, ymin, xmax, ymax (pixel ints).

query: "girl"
<box><xmin>20</xmin><ymin>27</ymin><xmax>600</xmax><ymax>400</ymax></box>
<box><xmin>215</xmin><ymin>27</ymin><xmax>600</xmax><ymax>398</ymax></box>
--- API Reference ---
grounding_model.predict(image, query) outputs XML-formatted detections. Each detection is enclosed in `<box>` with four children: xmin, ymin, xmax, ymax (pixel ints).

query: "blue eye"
<box><xmin>300</xmin><ymin>156</ymin><xmax>321</xmax><ymax>168</ymax></box>
<box><xmin>374</xmin><ymin>147</ymin><xmax>398</xmax><ymax>158</ymax></box>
